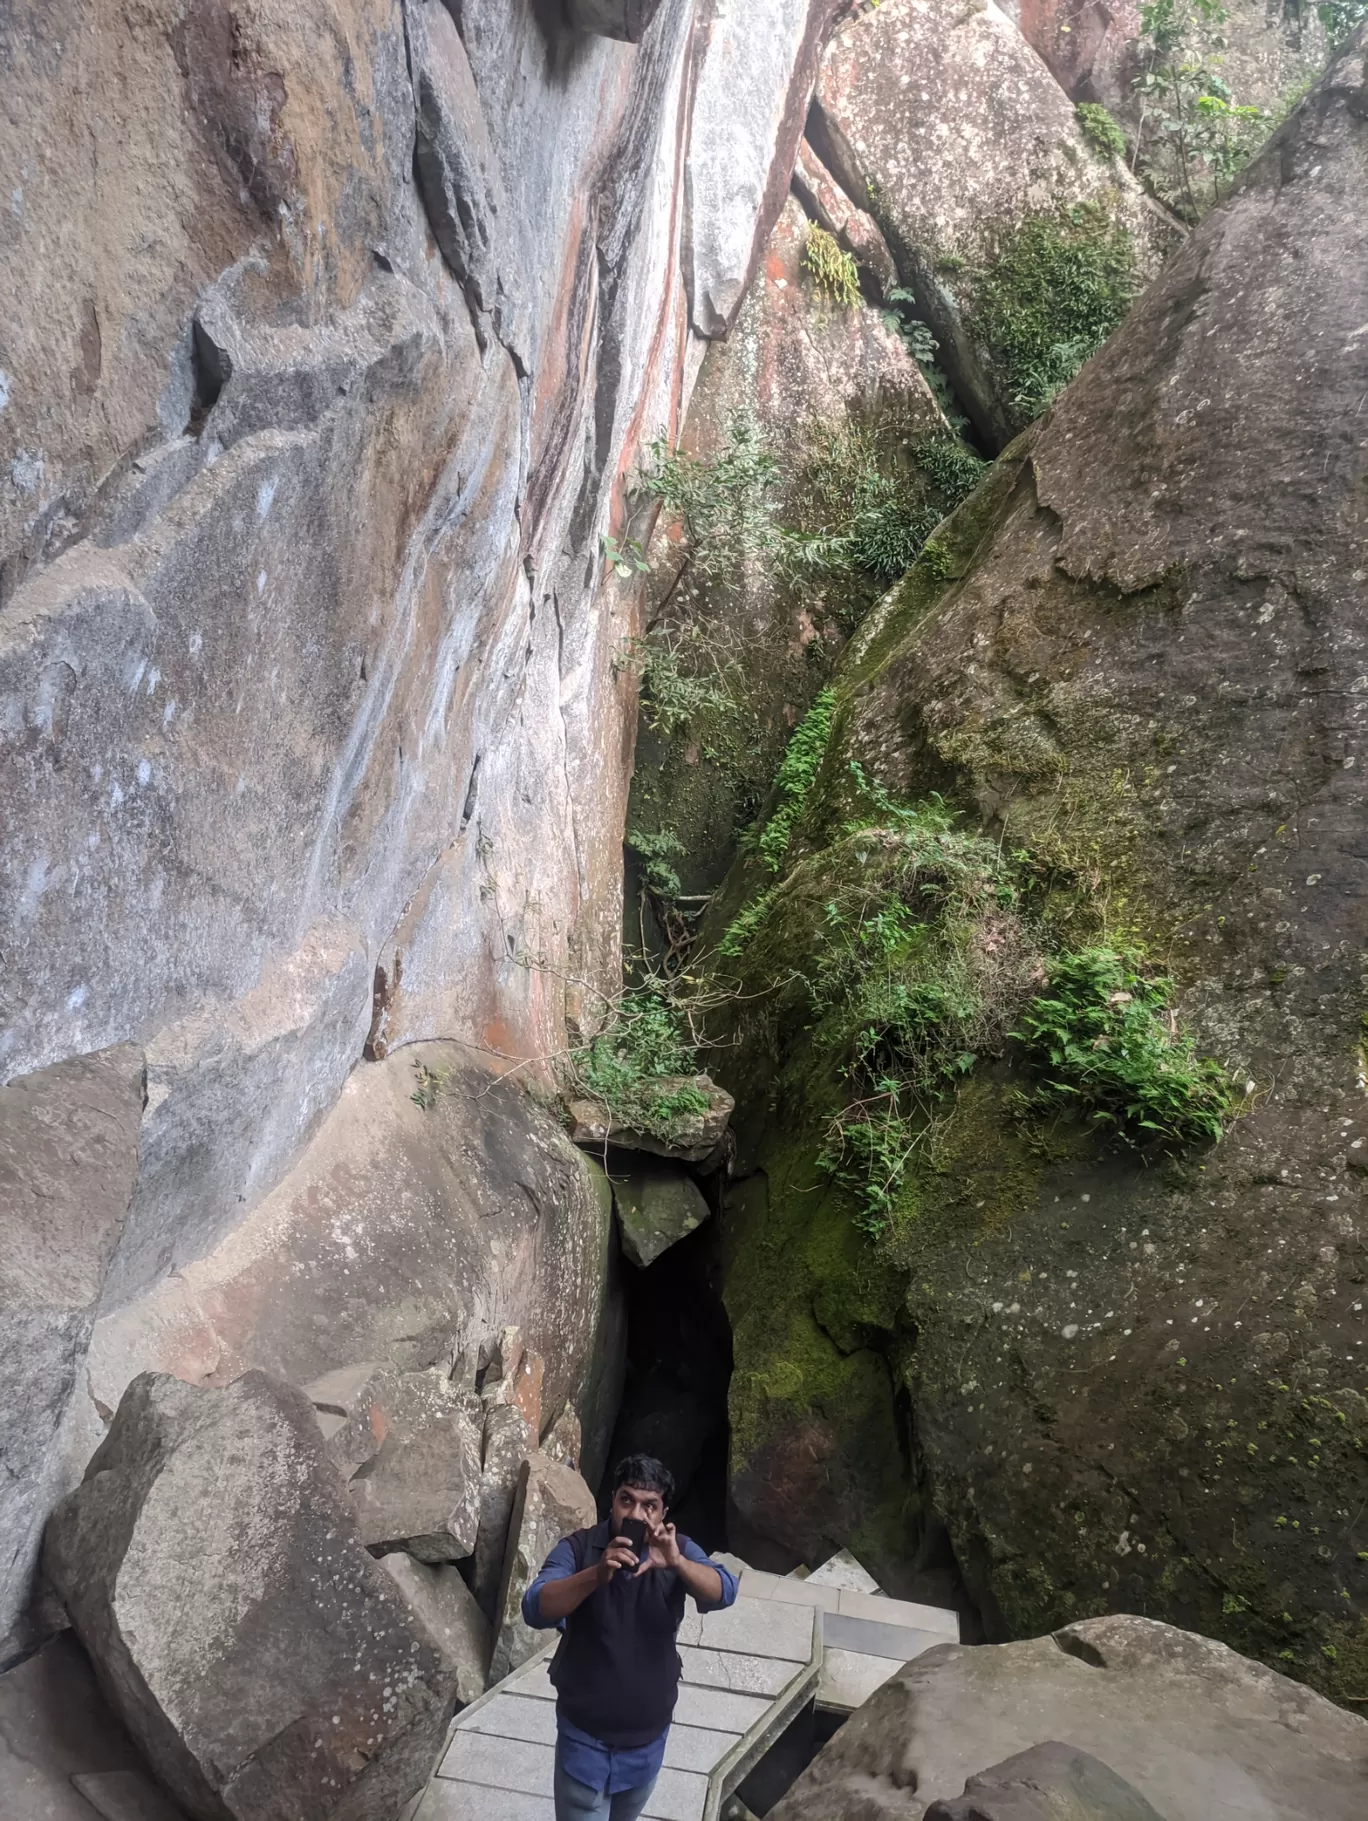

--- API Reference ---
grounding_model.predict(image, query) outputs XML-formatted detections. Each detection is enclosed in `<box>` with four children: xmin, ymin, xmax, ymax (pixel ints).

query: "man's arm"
<box><xmin>521</xmin><ymin>1532</ymin><xmax>640</xmax><ymax>1627</ymax></box>
<box><xmin>678</xmin><ymin>1536</ymin><xmax>738</xmax><ymax>1611</ymax></box>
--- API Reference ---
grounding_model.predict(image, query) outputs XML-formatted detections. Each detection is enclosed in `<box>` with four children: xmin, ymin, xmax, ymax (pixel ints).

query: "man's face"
<box><xmin>612</xmin><ymin>1482</ymin><xmax>665</xmax><ymax>1527</ymax></box>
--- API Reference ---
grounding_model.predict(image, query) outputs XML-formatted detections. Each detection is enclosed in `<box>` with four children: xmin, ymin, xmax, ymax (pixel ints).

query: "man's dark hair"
<box><xmin>611</xmin><ymin>1453</ymin><xmax>675</xmax><ymax>1507</ymax></box>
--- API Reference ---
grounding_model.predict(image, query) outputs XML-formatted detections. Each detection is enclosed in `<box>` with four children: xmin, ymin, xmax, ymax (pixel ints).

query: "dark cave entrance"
<box><xmin>597</xmin><ymin>1209</ymin><xmax>734</xmax><ymax>1555</ymax></box>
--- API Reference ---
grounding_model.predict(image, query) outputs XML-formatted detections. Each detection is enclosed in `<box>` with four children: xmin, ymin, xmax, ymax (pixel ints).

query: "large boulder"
<box><xmin>91</xmin><ymin>1053</ymin><xmax>627</xmax><ymax>1497</ymax></box>
<box><xmin>811</xmin><ymin>0</ymin><xmax>1177</xmax><ymax>447</ymax></box>
<box><xmin>686</xmin><ymin>0</ymin><xmax>842</xmax><ymax>335</ymax></box>
<box><xmin>471</xmin><ymin>1401</ymin><xmax>535</xmax><ymax>1623</ymax></box>
<box><xmin>45</xmin><ymin>1371</ymin><xmax>455</xmax><ymax>1821</ymax></box>
<box><xmin>716</xmin><ymin>35</ymin><xmax>1368</xmax><ymax>1695</ymax></box>
<box><xmin>768</xmin><ymin>1615</ymin><xmax>1368</xmax><ymax>1820</ymax></box>
<box><xmin>0</xmin><ymin>1045</ymin><xmax>145</xmax><ymax>1644</ymax></box>
<box><xmin>489</xmin><ymin>1451</ymin><xmax>598</xmax><ymax>1683</ymax></box>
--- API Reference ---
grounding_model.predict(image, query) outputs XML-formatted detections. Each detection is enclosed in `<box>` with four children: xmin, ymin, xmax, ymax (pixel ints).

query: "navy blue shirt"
<box><xmin>523</xmin><ymin>1525</ymin><xmax>738</xmax><ymax>1794</ymax></box>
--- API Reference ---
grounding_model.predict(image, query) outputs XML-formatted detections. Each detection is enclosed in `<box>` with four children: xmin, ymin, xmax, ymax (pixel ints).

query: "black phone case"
<box><xmin>617</xmin><ymin>1516</ymin><xmax>650</xmax><ymax>1565</ymax></box>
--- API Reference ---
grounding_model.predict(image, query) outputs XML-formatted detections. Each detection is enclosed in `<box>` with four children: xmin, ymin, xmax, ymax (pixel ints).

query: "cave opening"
<box><xmin>597</xmin><ymin>1205</ymin><xmax>734</xmax><ymax>1555</ymax></box>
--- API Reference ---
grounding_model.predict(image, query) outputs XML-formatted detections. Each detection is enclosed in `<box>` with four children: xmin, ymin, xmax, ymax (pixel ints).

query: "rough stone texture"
<box><xmin>812</xmin><ymin>0</ymin><xmax>1177</xmax><ymax>447</ymax></box>
<box><xmin>489</xmin><ymin>1452</ymin><xmax>598</xmax><ymax>1683</ymax></box>
<box><xmin>0</xmin><ymin>0</ymin><xmax>812</xmax><ymax>1624</ymax></box>
<box><xmin>472</xmin><ymin>1402</ymin><xmax>535</xmax><ymax>1623</ymax></box>
<box><xmin>1016</xmin><ymin>0</ymin><xmax>1327</xmax><ymax>121</ymax></box>
<box><xmin>0</xmin><ymin>1631</ymin><xmax>192</xmax><ymax>1821</ymax></box>
<box><xmin>923</xmin><ymin>1742</ymin><xmax>1166</xmax><ymax>1821</ymax></box>
<box><xmin>629</xmin><ymin>189</ymin><xmax>946</xmax><ymax>907</ymax></box>
<box><xmin>342</xmin><ymin>1369</ymin><xmax>483</xmax><ymax>1561</ymax></box>
<box><xmin>0</xmin><ymin>1045</ymin><xmax>145</xmax><ymax>1641</ymax></box>
<box><xmin>569</xmin><ymin>1073</ymin><xmax>735</xmax><ymax>1162</ymax></box>
<box><xmin>45</xmin><ymin>1371</ymin><xmax>455</xmax><ymax>1821</ymax></box>
<box><xmin>686</xmin><ymin>0</ymin><xmax>841</xmax><ymax>335</ymax></box>
<box><xmin>542</xmin><ymin>1402</ymin><xmax>585</xmax><ymax>1469</ymax></box>
<box><xmin>721</xmin><ymin>38</ymin><xmax>1368</xmax><ymax>1696</ymax></box>
<box><xmin>613</xmin><ymin>1162</ymin><xmax>711</xmax><ymax>1267</ymax></box>
<box><xmin>768</xmin><ymin>1616</ymin><xmax>1368</xmax><ymax>1821</ymax></box>
<box><xmin>90</xmin><ymin>1051</ymin><xmax>627</xmax><ymax>1496</ymax></box>
<box><xmin>380</xmin><ymin>1552</ymin><xmax>492</xmax><ymax>1707</ymax></box>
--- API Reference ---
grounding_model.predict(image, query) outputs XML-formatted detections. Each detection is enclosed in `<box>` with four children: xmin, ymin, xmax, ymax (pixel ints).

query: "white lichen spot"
<box><xmin>256</xmin><ymin>474</ymin><xmax>279</xmax><ymax>520</ymax></box>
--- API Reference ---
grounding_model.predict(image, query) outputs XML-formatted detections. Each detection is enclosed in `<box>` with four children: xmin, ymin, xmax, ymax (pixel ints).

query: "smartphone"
<box><xmin>616</xmin><ymin>1516</ymin><xmax>650</xmax><ymax>1569</ymax></box>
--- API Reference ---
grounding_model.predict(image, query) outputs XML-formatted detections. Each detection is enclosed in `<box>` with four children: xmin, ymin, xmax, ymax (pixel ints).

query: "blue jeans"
<box><xmin>553</xmin><ymin>1757</ymin><xmax>657</xmax><ymax>1821</ymax></box>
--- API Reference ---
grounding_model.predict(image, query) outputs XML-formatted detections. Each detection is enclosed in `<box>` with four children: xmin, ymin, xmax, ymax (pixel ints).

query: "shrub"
<box><xmin>1076</xmin><ymin>102</ymin><xmax>1127</xmax><ymax>159</ymax></box>
<box><xmin>802</xmin><ymin>224</ymin><xmax>862</xmax><ymax>308</ymax></box>
<box><xmin>570</xmin><ymin>983</ymin><xmax>710</xmax><ymax>1142</ymax></box>
<box><xmin>627</xmin><ymin>827</ymin><xmax>685</xmax><ymax>898</ymax></box>
<box><xmin>972</xmin><ymin>206</ymin><xmax>1136</xmax><ymax>418</ymax></box>
<box><xmin>1012</xmin><ymin>946</ymin><xmax>1238</xmax><ymax>1147</ymax></box>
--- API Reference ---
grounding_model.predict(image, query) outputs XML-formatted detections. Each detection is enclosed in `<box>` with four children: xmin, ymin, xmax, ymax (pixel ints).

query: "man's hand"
<box><xmin>597</xmin><ymin>1536</ymin><xmax>641</xmax><ymax>1584</ymax></box>
<box><xmin>636</xmin><ymin>1519</ymin><xmax>683</xmax><ymax>1575</ymax></box>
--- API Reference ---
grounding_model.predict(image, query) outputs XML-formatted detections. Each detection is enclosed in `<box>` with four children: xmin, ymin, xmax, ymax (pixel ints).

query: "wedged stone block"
<box><xmin>612</xmin><ymin>1164</ymin><xmax>710</xmax><ymax>1268</ymax></box>
<box><xmin>381</xmin><ymin>1552</ymin><xmax>491</xmax><ymax>1707</ymax></box>
<box><xmin>489</xmin><ymin>1452</ymin><xmax>598</xmax><ymax>1684</ymax></box>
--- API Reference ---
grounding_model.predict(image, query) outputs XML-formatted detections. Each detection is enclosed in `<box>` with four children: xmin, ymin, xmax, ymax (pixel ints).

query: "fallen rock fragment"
<box><xmin>45</xmin><ymin>1371</ymin><xmax>454</xmax><ymax>1821</ymax></box>
<box><xmin>489</xmin><ymin>1451</ymin><xmax>598</xmax><ymax>1683</ymax></box>
<box><xmin>380</xmin><ymin>1552</ymin><xmax>491</xmax><ymax>1708</ymax></box>
<box><xmin>612</xmin><ymin>1164</ymin><xmax>711</xmax><ymax>1268</ymax></box>
<box><xmin>791</xmin><ymin>137</ymin><xmax>896</xmax><ymax>300</ymax></box>
<box><xmin>0</xmin><ymin>1044</ymin><xmax>145</xmax><ymax>1642</ymax></box>
<box><xmin>541</xmin><ymin>1402</ymin><xmax>583</xmax><ymax>1470</ymax></box>
<box><xmin>568</xmin><ymin>1075</ymin><xmax>734</xmax><ymax>1164</ymax></box>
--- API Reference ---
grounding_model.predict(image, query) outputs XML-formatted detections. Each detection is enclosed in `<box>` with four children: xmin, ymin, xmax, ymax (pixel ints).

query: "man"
<box><xmin>522</xmin><ymin>1452</ymin><xmax>738</xmax><ymax>1821</ymax></box>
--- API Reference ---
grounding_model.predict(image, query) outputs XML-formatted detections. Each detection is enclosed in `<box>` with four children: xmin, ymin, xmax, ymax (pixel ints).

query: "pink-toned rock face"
<box><xmin>1016</xmin><ymin>0</ymin><xmax>1141</xmax><ymax>102</ymax></box>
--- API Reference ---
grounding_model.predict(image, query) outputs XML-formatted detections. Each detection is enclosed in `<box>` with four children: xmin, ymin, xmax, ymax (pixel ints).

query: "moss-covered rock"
<box><xmin>715</xmin><ymin>38</ymin><xmax>1368</xmax><ymax>1700</ymax></box>
<box><xmin>811</xmin><ymin>0</ymin><xmax>1181</xmax><ymax>448</ymax></box>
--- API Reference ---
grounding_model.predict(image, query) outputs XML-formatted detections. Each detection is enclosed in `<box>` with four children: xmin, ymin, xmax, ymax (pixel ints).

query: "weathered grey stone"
<box><xmin>489</xmin><ymin>1452</ymin><xmax>598</xmax><ymax>1683</ymax></box>
<box><xmin>345</xmin><ymin>1369</ymin><xmax>483</xmax><ymax>1561</ymax></box>
<box><xmin>0</xmin><ymin>1045</ymin><xmax>145</xmax><ymax>1641</ymax></box>
<box><xmin>923</xmin><ymin>1742</ymin><xmax>1166</xmax><ymax>1821</ymax></box>
<box><xmin>686</xmin><ymin>0</ymin><xmax>840</xmax><ymax>335</ymax></box>
<box><xmin>406</xmin><ymin>0</ymin><xmax>529</xmax><ymax>367</ymax></box>
<box><xmin>381</xmin><ymin>1552</ymin><xmax>491</xmax><ymax>1707</ymax></box>
<box><xmin>569</xmin><ymin>1074</ymin><xmax>734</xmax><ymax>1163</ymax></box>
<box><xmin>768</xmin><ymin>1616</ymin><xmax>1368</xmax><ymax>1821</ymax></box>
<box><xmin>471</xmin><ymin>1402</ymin><xmax>534</xmax><ymax>1624</ymax></box>
<box><xmin>811</xmin><ymin>0</ymin><xmax>1177</xmax><ymax>446</ymax></box>
<box><xmin>0</xmin><ymin>1630</ymin><xmax>191</xmax><ymax>1821</ymax></box>
<box><xmin>541</xmin><ymin>1402</ymin><xmax>584</xmax><ymax>1470</ymax></box>
<box><xmin>45</xmin><ymin>1370</ymin><xmax>455</xmax><ymax>1821</ymax></box>
<box><xmin>612</xmin><ymin>1164</ymin><xmax>711</xmax><ymax>1268</ymax></box>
